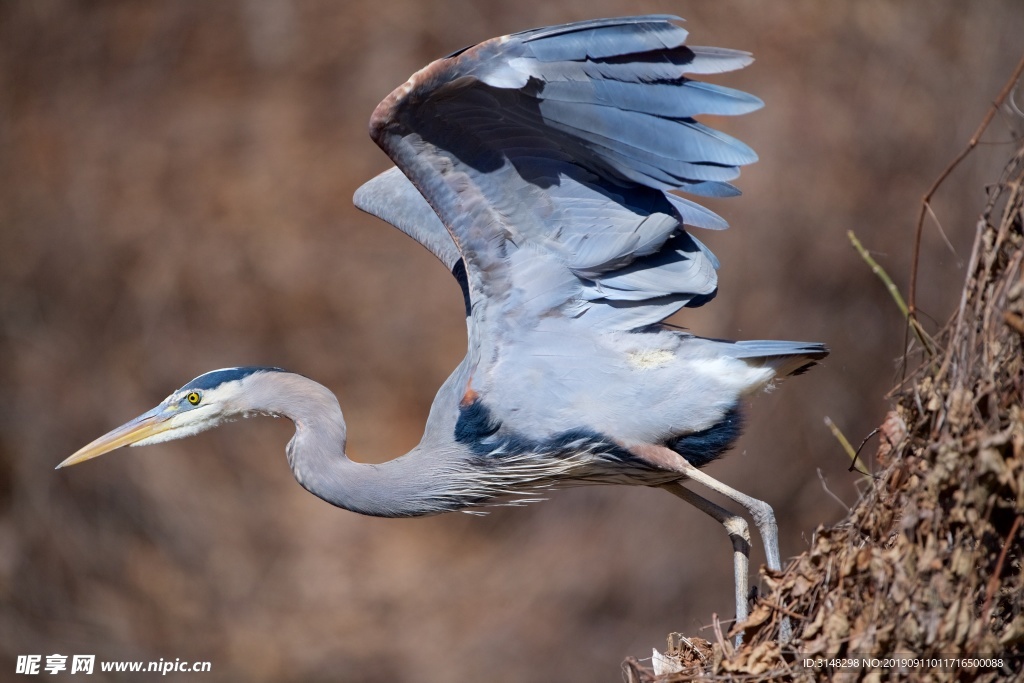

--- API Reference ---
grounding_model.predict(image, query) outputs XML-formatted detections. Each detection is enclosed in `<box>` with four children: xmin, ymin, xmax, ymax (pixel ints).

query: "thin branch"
<box><xmin>908</xmin><ymin>51</ymin><xmax>1024</xmax><ymax>322</ymax></box>
<box><xmin>824</xmin><ymin>416</ymin><xmax>871</xmax><ymax>477</ymax></box>
<box><xmin>978</xmin><ymin>515</ymin><xmax>1023</xmax><ymax>639</ymax></box>
<box><xmin>1005</xmin><ymin>311</ymin><xmax>1024</xmax><ymax>336</ymax></box>
<box><xmin>848</xmin><ymin>230</ymin><xmax>936</xmax><ymax>355</ymax></box>
<box><xmin>817</xmin><ymin>467</ymin><xmax>850</xmax><ymax>512</ymax></box>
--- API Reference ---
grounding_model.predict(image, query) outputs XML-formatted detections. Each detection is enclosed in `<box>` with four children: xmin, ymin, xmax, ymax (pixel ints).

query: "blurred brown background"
<box><xmin>2</xmin><ymin>1</ymin><xmax>1022</xmax><ymax>681</ymax></box>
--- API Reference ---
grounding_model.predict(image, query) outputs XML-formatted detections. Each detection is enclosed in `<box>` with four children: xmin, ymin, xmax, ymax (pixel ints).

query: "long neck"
<box><xmin>249</xmin><ymin>371</ymin><xmax>472</xmax><ymax>518</ymax></box>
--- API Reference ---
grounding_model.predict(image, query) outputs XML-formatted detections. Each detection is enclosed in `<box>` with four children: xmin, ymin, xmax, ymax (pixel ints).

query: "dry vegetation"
<box><xmin>624</xmin><ymin>102</ymin><xmax>1024</xmax><ymax>683</ymax></box>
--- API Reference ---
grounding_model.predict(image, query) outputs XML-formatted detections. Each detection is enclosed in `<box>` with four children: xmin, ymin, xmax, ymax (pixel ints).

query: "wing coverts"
<box><xmin>368</xmin><ymin>16</ymin><xmax>762</xmax><ymax>331</ymax></box>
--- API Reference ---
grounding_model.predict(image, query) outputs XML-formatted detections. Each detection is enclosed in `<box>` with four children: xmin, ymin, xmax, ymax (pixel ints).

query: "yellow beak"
<box><xmin>57</xmin><ymin>406</ymin><xmax>172</xmax><ymax>469</ymax></box>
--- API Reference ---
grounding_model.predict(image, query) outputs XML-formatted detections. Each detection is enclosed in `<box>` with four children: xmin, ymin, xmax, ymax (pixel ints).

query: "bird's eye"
<box><xmin>186</xmin><ymin>392</ymin><xmax>202</xmax><ymax>406</ymax></box>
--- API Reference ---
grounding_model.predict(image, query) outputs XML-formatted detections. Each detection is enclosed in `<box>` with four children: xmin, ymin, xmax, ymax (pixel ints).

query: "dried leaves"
<box><xmin>626</xmin><ymin>142</ymin><xmax>1024</xmax><ymax>682</ymax></box>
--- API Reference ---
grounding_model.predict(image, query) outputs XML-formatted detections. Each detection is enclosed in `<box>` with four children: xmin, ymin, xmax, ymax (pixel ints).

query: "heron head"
<box><xmin>57</xmin><ymin>367</ymin><xmax>287</xmax><ymax>469</ymax></box>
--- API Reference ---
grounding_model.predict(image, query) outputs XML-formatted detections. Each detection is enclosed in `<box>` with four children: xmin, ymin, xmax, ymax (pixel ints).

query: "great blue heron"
<box><xmin>60</xmin><ymin>15</ymin><xmax>826</xmax><ymax>639</ymax></box>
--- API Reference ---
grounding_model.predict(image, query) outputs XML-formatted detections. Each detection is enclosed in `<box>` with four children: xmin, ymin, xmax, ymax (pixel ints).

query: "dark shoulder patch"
<box><xmin>667</xmin><ymin>405</ymin><xmax>744</xmax><ymax>468</ymax></box>
<box><xmin>182</xmin><ymin>366</ymin><xmax>286</xmax><ymax>391</ymax></box>
<box><xmin>454</xmin><ymin>399</ymin><xmax>501</xmax><ymax>447</ymax></box>
<box><xmin>454</xmin><ymin>398</ymin><xmax>640</xmax><ymax>466</ymax></box>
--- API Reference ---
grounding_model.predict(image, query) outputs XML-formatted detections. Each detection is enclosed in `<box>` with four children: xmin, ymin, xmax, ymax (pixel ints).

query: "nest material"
<box><xmin>624</xmin><ymin>142</ymin><xmax>1024</xmax><ymax>682</ymax></box>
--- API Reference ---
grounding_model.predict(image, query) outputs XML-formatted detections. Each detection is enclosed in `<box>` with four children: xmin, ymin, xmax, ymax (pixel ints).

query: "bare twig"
<box><xmin>908</xmin><ymin>51</ymin><xmax>1024</xmax><ymax>324</ymax></box>
<box><xmin>978</xmin><ymin>515</ymin><xmax>1023</xmax><ymax>639</ymax></box>
<box><xmin>824</xmin><ymin>416</ymin><xmax>872</xmax><ymax>476</ymax></box>
<box><xmin>1005</xmin><ymin>311</ymin><xmax>1024</xmax><ymax>336</ymax></box>
<box><xmin>756</xmin><ymin>600</ymin><xmax>807</xmax><ymax>621</ymax></box>
<box><xmin>817</xmin><ymin>468</ymin><xmax>851</xmax><ymax>512</ymax></box>
<box><xmin>849</xmin><ymin>230</ymin><xmax>936</xmax><ymax>355</ymax></box>
<box><xmin>711</xmin><ymin>613</ymin><xmax>732</xmax><ymax>658</ymax></box>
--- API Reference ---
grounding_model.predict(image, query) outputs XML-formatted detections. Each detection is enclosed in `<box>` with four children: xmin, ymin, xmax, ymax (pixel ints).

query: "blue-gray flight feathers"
<box><xmin>359</xmin><ymin>15</ymin><xmax>770</xmax><ymax>332</ymax></box>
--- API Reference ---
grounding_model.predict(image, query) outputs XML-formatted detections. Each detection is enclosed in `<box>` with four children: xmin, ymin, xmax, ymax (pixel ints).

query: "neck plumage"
<box><xmin>247</xmin><ymin>371</ymin><xmax>473</xmax><ymax>518</ymax></box>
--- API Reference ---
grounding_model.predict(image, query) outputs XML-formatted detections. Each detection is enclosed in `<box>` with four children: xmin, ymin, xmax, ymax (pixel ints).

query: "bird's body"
<box><xmin>61</xmin><ymin>15</ymin><xmax>827</xmax><ymax>640</ymax></box>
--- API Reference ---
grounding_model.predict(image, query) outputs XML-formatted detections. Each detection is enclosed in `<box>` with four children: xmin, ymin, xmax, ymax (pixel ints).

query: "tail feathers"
<box><xmin>732</xmin><ymin>340</ymin><xmax>829</xmax><ymax>378</ymax></box>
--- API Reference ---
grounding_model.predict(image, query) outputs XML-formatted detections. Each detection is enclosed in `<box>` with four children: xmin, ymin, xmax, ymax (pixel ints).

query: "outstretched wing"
<box><xmin>354</xmin><ymin>166</ymin><xmax>462</xmax><ymax>273</ymax></box>
<box><xmin>367</xmin><ymin>15</ymin><xmax>761</xmax><ymax>333</ymax></box>
<box><xmin>354</xmin><ymin>167</ymin><xmax>472</xmax><ymax>316</ymax></box>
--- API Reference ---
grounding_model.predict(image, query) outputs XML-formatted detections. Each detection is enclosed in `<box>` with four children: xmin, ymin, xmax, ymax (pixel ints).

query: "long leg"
<box><xmin>662</xmin><ymin>483</ymin><xmax>750</xmax><ymax>645</ymax></box>
<box><xmin>633</xmin><ymin>445</ymin><xmax>793</xmax><ymax>641</ymax></box>
<box><xmin>676</xmin><ymin>464</ymin><xmax>781</xmax><ymax>571</ymax></box>
<box><xmin>676</xmin><ymin>461</ymin><xmax>793</xmax><ymax>642</ymax></box>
